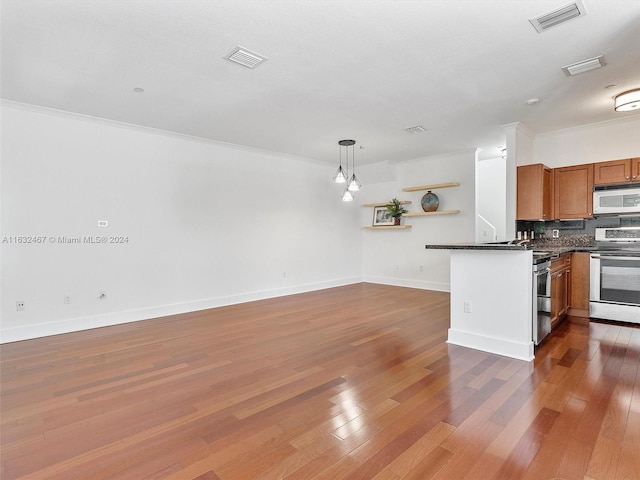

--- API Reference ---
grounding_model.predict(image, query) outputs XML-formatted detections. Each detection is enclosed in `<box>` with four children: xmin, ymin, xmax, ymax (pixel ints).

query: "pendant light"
<box><xmin>334</xmin><ymin>139</ymin><xmax>361</xmax><ymax>201</ymax></box>
<box><xmin>347</xmin><ymin>142</ymin><xmax>361</xmax><ymax>192</ymax></box>
<box><xmin>332</xmin><ymin>140</ymin><xmax>350</xmax><ymax>183</ymax></box>
<box><xmin>341</xmin><ymin>189</ymin><xmax>354</xmax><ymax>202</ymax></box>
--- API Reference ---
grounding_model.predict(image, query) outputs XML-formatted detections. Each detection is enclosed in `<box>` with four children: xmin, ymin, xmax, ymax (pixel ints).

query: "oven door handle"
<box><xmin>534</xmin><ymin>267</ymin><xmax>550</xmax><ymax>276</ymax></box>
<box><xmin>593</xmin><ymin>255</ymin><xmax>640</xmax><ymax>261</ymax></box>
<box><xmin>590</xmin><ymin>255</ymin><xmax>600</xmax><ymax>302</ymax></box>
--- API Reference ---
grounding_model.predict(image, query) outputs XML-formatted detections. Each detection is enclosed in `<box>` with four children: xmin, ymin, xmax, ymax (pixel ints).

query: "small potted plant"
<box><xmin>386</xmin><ymin>198</ymin><xmax>408</xmax><ymax>225</ymax></box>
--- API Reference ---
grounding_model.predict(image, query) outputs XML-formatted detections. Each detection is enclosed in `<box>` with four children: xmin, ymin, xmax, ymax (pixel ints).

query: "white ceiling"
<box><xmin>2</xmin><ymin>0</ymin><xmax>640</xmax><ymax>165</ymax></box>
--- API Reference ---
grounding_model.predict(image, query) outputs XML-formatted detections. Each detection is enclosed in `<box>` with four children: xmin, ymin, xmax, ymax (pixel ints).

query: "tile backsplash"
<box><xmin>516</xmin><ymin>216</ymin><xmax>640</xmax><ymax>247</ymax></box>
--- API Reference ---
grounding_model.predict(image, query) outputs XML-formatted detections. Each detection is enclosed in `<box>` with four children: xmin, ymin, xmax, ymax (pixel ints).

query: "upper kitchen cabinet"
<box><xmin>554</xmin><ymin>164</ymin><xmax>594</xmax><ymax>219</ymax></box>
<box><xmin>517</xmin><ymin>164</ymin><xmax>553</xmax><ymax>220</ymax></box>
<box><xmin>593</xmin><ymin>158</ymin><xmax>640</xmax><ymax>184</ymax></box>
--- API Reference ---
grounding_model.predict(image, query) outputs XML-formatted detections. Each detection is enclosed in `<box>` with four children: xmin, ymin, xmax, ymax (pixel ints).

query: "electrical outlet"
<box><xmin>99</xmin><ymin>291</ymin><xmax>107</xmax><ymax>300</ymax></box>
<box><xmin>464</xmin><ymin>301</ymin><xmax>472</xmax><ymax>313</ymax></box>
<box><xmin>64</xmin><ymin>295</ymin><xmax>72</xmax><ymax>304</ymax></box>
<box><xmin>419</xmin><ymin>265</ymin><xmax>423</xmax><ymax>272</ymax></box>
<box><xmin>16</xmin><ymin>301</ymin><xmax>25</xmax><ymax>311</ymax></box>
<box><xmin>552</xmin><ymin>229</ymin><xmax>560</xmax><ymax>238</ymax></box>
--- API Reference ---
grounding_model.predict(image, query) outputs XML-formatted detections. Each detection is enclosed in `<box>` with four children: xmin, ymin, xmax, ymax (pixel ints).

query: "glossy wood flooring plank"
<box><xmin>370</xmin><ymin>421</ymin><xmax>455</xmax><ymax>479</ymax></box>
<box><xmin>1</xmin><ymin>284</ymin><xmax>639</xmax><ymax>480</ymax></box>
<box><xmin>489</xmin><ymin>407</ymin><xmax>559</xmax><ymax>479</ymax></box>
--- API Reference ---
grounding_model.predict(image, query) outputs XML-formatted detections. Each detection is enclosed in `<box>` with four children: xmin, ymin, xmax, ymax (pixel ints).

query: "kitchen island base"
<box><xmin>446</xmin><ymin>248</ymin><xmax>535</xmax><ymax>361</ymax></box>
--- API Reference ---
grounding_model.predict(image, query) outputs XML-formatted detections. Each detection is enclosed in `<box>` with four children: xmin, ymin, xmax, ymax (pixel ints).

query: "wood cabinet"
<box><xmin>569</xmin><ymin>252</ymin><xmax>590</xmax><ymax>317</ymax></box>
<box><xmin>554</xmin><ymin>164</ymin><xmax>594</xmax><ymax>219</ymax></box>
<box><xmin>593</xmin><ymin>158</ymin><xmax>640</xmax><ymax>184</ymax></box>
<box><xmin>517</xmin><ymin>164</ymin><xmax>553</xmax><ymax>220</ymax></box>
<box><xmin>551</xmin><ymin>255</ymin><xmax>570</xmax><ymax>327</ymax></box>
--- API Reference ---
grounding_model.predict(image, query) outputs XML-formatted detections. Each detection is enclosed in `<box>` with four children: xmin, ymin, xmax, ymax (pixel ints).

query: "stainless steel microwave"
<box><xmin>593</xmin><ymin>183</ymin><xmax>640</xmax><ymax>215</ymax></box>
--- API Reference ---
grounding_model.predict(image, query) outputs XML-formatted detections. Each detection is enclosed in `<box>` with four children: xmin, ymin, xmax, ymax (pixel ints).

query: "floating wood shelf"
<box><xmin>403</xmin><ymin>210</ymin><xmax>460</xmax><ymax>217</ymax></box>
<box><xmin>402</xmin><ymin>182</ymin><xmax>460</xmax><ymax>192</ymax></box>
<box><xmin>362</xmin><ymin>201</ymin><xmax>411</xmax><ymax>208</ymax></box>
<box><xmin>362</xmin><ymin>225</ymin><xmax>413</xmax><ymax>230</ymax></box>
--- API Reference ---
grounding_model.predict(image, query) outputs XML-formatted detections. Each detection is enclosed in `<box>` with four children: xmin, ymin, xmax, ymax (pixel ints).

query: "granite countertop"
<box><xmin>425</xmin><ymin>243</ymin><xmax>594</xmax><ymax>252</ymax></box>
<box><xmin>425</xmin><ymin>243</ymin><xmax>530</xmax><ymax>251</ymax></box>
<box><xmin>426</xmin><ymin>239</ymin><xmax>640</xmax><ymax>265</ymax></box>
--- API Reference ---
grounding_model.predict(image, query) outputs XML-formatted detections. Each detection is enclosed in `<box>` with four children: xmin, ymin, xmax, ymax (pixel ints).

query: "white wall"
<box><xmin>504</xmin><ymin>122</ymin><xmax>535</xmax><ymax>240</ymax></box>
<box><xmin>476</xmin><ymin>156</ymin><xmax>506</xmax><ymax>242</ymax></box>
<box><xmin>531</xmin><ymin>115</ymin><xmax>640</xmax><ymax>167</ymax></box>
<box><xmin>0</xmin><ymin>103</ymin><xmax>362</xmax><ymax>342</ymax></box>
<box><xmin>361</xmin><ymin>150</ymin><xmax>477</xmax><ymax>291</ymax></box>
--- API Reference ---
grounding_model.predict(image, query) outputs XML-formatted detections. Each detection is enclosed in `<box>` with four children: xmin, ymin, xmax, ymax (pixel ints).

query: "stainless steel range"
<box><xmin>533</xmin><ymin>257</ymin><xmax>551</xmax><ymax>344</ymax></box>
<box><xmin>590</xmin><ymin>227</ymin><xmax>640</xmax><ymax>324</ymax></box>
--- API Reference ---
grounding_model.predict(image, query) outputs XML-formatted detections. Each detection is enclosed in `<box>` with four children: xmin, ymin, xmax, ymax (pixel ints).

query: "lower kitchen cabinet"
<box><xmin>551</xmin><ymin>255</ymin><xmax>571</xmax><ymax>327</ymax></box>
<box><xmin>569</xmin><ymin>252</ymin><xmax>590</xmax><ymax>317</ymax></box>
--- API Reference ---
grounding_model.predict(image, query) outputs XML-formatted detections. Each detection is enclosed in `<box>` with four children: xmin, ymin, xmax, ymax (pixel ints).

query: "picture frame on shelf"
<box><xmin>373</xmin><ymin>206</ymin><xmax>394</xmax><ymax>226</ymax></box>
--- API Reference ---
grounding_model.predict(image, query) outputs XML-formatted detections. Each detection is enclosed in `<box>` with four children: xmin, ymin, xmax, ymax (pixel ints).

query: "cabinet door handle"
<box><xmin>626</xmin><ymin>175</ymin><xmax>630</xmax><ymax>180</ymax></box>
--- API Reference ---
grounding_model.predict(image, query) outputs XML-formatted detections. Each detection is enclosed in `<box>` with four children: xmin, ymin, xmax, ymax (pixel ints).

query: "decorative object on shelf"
<box><xmin>332</xmin><ymin>139</ymin><xmax>362</xmax><ymax>202</ymax></box>
<box><xmin>614</xmin><ymin>88</ymin><xmax>640</xmax><ymax>112</ymax></box>
<box><xmin>373</xmin><ymin>206</ymin><xmax>394</xmax><ymax>226</ymax></box>
<box><xmin>386</xmin><ymin>198</ymin><xmax>408</xmax><ymax>225</ymax></box>
<box><xmin>420</xmin><ymin>190</ymin><xmax>440</xmax><ymax>212</ymax></box>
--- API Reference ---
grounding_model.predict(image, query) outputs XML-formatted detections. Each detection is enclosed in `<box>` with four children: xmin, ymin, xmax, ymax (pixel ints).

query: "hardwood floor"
<box><xmin>1</xmin><ymin>283</ymin><xmax>639</xmax><ymax>479</ymax></box>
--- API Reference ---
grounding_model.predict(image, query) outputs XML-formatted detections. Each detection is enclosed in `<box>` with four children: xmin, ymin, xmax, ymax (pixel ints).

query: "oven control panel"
<box><xmin>595</xmin><ymin>227</ymin><xmax>640</xmax><ymax>243</ymax></box>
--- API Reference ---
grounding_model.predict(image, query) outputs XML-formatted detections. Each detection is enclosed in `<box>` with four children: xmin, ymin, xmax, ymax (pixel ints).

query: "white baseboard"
<box><xmin>0</xmin><ymin>277</ymin><xmax>361</xmax><ymax>344</ymax></box>
<box><xmin>447</xmin><ymin>328</ymin><xmax>534</xmax><ymax>362</ymax></box>
<box><xmin>362</xmin><ymin>275</ymin><xmax>450</xmax><ymax>292</ymax></box>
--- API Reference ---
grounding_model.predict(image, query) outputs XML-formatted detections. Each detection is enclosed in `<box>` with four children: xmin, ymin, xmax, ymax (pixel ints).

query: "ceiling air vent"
<box><xmin>529</xmin><ymin>0</ymin><xmax>587</xmax><ymax>33</ymax></box>
<box><xmin>225</xmin><ymin>46</ymin><xmax>268</xmax><ymax>69</ymax></box>
<box><xmin>405</xmin><ymin>125</ymin><xmax>426</xmax><ymax>133</ymax></box>
<box><xmin>562</xmin><ymin>55</ymin><xmax>606</xmax><ymax>76</ymax></box>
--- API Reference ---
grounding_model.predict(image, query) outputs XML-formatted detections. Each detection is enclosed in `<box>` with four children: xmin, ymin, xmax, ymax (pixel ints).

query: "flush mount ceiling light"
<box><xmin>561</xmin><ymin>55</ymin><xmax>605</xmax><ymax>76</ymax></box>
<box><xmin>332</xmin><ymin>140</ymin><xmax>361</xmax><ymax>202</ymax></box>
<box><xmin>529</xmin><ymin>0</ymin><xmax>587</xmax><ymax>33</ymax></box>
<box><xmin>614</xmin><ymin>89</ymin><xmax>640</xmax><ymax>112</ymax></box>
<box><xmin>224</xmin><ymin>46</ymin><xmax>268</xmax><ymax>69</ymax></box>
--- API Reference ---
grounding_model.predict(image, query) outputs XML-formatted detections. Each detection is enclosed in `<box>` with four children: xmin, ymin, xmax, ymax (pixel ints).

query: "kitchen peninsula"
<box><xmin>426</xmin><ymin>243</ymin><xmax>535</xmax><ymax>361</ymax></box>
